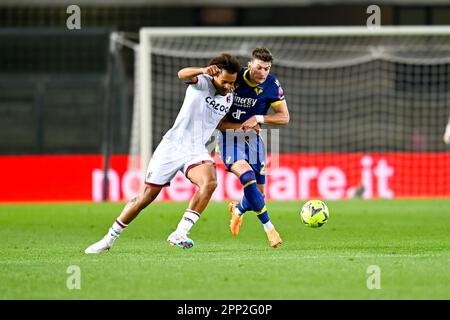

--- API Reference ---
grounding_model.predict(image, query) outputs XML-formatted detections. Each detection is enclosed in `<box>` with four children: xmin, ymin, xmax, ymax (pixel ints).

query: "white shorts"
<box><xmin>145</xmin><ymin>138</ymin><xmax>215</xmax><ymax>187</ymax></box>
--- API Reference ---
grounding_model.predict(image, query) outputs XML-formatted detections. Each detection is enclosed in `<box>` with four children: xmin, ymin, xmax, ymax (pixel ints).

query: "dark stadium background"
<box><xmin>1</xmin><ymin>1</ymin><xmax>449</xmax><ymax>202</ymax></box>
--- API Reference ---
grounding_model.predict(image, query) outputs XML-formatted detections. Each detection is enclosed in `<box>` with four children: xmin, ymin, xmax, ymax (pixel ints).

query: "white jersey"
<box><xmin>163</xmin><ymin>74</ymin><xmax>233</xmax><ymax>154</ymax></box>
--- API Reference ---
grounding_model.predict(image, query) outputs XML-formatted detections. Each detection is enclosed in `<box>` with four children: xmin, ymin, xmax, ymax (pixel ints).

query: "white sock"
<box><xmin>235</xmin><ymin>205</ymin><xmax>243</xmax><ymax>216</ymax></box>
<box><xmin>176</xmin><ymin>209</ymin><xmax>200</xmax><ymax>235</ymax></box>
<box><xmin>104</xmin><ymin>219</ymin><xmax>128</xmax><ymax>245</ymax></box>
<box><xmin>263</xmin><ymin>221</ymin><xmax>274</xmax><ymax>232</ymax></box>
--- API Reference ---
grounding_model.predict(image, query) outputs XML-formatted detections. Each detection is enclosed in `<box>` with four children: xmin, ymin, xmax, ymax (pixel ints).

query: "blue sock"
<box><xmin>237</xmin><ymin>194</ymin><xmax>266</xmax><ymax>215</ymax></box>
<box><xmin>256</xmin><ymin>207</ymin><xmax>270</xmax><ymax>224</ymax></box>
<box><xmin>239</xmin><ymin>170</ymin><xmax>265</xmax><ymax>212</ymax></box>
<box><xmin>237</xmin><ymin>195</ymin><xmax>252</xmax><ymax>214</ymax></box>
<box><xmin>256</xmin><ymin>206</ymin><xmax>275</xmax><ymax>231</ymax></box>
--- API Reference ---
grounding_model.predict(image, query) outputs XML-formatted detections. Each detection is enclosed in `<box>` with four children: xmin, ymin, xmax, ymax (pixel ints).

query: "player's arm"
<box><xmin>177</xmin><ymin>65</ymin><xmax>221</xmax><ymax>83</ymax></box>
<box><xmin>218</xmin><ymin>116</ymin><xmax>262</xmax><ymax>133</ymax></box>
<box><xmin>217</xmin><ymin>117</ymin><xmax>242</xmax><ymax>131</ymax></box>
<box><xmin>443</xmin><ymin>116</ymin><xmax>450</xmax><ymax>144</ymax></box>
<box><xmin>240</xmin><ymin>100</ymin><xmax>289</xmax><ymax>132</ymax></box>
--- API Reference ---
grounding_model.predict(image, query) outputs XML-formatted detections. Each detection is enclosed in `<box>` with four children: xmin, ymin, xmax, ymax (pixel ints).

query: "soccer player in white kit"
<box><xmin>85</xmin><ymin>53</ymin><xmax>241</xmax><ymax>253</ymax></box>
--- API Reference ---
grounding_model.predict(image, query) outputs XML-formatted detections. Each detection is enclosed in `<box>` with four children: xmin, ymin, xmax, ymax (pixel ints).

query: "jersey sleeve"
<box><xmin>268</xmin><ymin>77</ymin><xmax>286</xmax><ymax>106</ymax></box>
<box><xmin>188</xmin><ymin>74</ymin><xmax>210</xmax><ymax>91</ymax></box>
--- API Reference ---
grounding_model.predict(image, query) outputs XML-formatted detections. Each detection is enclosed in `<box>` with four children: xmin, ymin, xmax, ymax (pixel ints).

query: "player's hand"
<box><xmin>202</xmin><ymin>65</ymin><xmax>221</xmax><ymax>77</ymax></box>
<box><xmin>254</xmin><ymin>123</ymin><xmax>262</xmax><ymax>134</ymax></box>
<box><xmin>240</xmin><ymin>116</ymin><xmax>260</xmax><ymax>133</ymax></box>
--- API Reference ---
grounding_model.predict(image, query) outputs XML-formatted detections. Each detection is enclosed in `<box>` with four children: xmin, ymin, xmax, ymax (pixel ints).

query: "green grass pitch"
<box><xmin>1</xmin><ymin>200</ymin><xmax>449</xmax><ymax>299</ymax></box>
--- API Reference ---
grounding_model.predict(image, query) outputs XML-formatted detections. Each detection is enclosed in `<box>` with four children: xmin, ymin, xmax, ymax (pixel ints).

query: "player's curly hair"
<box><xmin>251</xmin><ymin>47</ymin><xmax>273</xmax><ymax>63</ymax></box>
<box><xmin>208</xmin><ymin>53</ymin><xmax>241</xmax><ymax>74</ymax></box>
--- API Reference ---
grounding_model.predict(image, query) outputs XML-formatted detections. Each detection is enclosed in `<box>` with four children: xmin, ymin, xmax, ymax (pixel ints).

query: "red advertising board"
<box><xmin>0</xmin><ymin>153</ymin><xmax>448</xmax><ymax>202</ymax></box>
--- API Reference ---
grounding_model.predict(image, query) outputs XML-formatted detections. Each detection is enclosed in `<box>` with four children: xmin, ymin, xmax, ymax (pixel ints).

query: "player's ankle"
<box><xmin>103</xmin><ymin>235</ymin><xmax>116</xmax><ymax>246</ymax></box>
<box><xmin>263</xmin><ymin>221</ymin><xmax>275</xmax><ymax>232</ymax></box>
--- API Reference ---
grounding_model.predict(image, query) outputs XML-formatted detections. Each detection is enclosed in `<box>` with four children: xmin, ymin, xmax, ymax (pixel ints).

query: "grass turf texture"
<box><xmin>0</xmin><ymin>200</ymin><xmax>449</xmax><ymax>299</ymax></box>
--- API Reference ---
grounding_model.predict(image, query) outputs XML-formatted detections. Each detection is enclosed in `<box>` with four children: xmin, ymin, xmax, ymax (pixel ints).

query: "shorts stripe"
<box><xmin>145</xmin><ymin>181</ymin><xmax>170</xmax><ymax>188</ymax></box>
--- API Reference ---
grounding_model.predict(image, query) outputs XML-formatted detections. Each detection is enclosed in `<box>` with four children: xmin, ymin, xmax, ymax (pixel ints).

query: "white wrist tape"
<box><xmin>256</xmin><ymin>115</ymin><xmax>265</xmax><ymax>124</ymax></box>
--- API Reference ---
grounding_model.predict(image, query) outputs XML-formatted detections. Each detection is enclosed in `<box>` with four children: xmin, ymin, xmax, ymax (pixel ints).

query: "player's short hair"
<box><xmin>208</xmin><ymin>53</ymin><xmax>241</xmax><ymax>75</ymax></box>
<box><xmin>251</xmin><ymin>47</ymin><xmax>273</xmax><ymax>63</ymax></box>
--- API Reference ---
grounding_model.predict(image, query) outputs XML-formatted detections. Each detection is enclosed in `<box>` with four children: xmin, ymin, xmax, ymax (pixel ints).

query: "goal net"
<box><xmin>134</xmin><ymin>27</ymin><xmax>450</xmax><ymax>200</ymax></box>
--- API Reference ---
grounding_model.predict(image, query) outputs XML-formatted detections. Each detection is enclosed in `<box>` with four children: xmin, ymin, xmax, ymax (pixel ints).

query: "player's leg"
<box><xmin>255</xmin><ymin>182</ymin><xmax>282</xmax><ymax>248</ymax></box>
<box><xmin>216</xmin><ymin>130</ymin><xmax>253</xmax><ymax>215</ymax></box>
<box><xmin>254</xmin><ymin>139</ymin><xmax>282</xmax><ymax>248</ymax></box>
<box><xmin>230</xmin><ymin>160</ymin><xmax>268</xmax><ymax>216</ymax></box>
<box><xmin>229</xmin><ymin>159</ymin><xmax>264</xmax><ymax>219</ymax></box>
<box><xmin>84</xmin><ymin>185</ymin><xmax>162</xmax><ymax>254</ymax></box>
<box><xmin>118</xmin><ymin>184</ymin><xmax>163</xmax><ymax>224</ymax></box>
<box><xmin>85</xmin><ymin>139</ymin><xmax>178</xmax><ymax>254</ymax></box>
<box><xmin>257</xmin><ymin>183</ymin><xmax>265</xmax><ymax>196</ymax></box>
<box><xmin>229</xmin><ymin>160</ymin><xmax>282</xmax><ymax>248</ymax></box>
<box><xmin>186</xmin><ymin>162</ymin><xmax>218</xmax><ymax>214</ymax></box>
<box><xmin>228</xmin><ymin>131</ymin><xmax>263</xmax><ymax>217</ymax></box>
<box><xmin>167</xmin><ymin>161</ymin><xmax>217</xmax><ymax>249</ymax></box>
<box><xmin>229</xmin><ymin>159</ymin><xmax>255</xmax><ymax>211</ymax></box>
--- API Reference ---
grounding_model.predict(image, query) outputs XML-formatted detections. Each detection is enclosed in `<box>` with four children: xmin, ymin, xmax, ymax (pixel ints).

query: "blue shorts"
<box><xmin>216</xmin><ymin>130</ymin><xmax>267</xmax><ymax>184</ymax></box>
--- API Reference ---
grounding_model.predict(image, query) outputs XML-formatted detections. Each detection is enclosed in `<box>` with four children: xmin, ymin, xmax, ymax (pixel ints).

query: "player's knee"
<box><xmin>239</xmin><ymin>170</ymin><xmax>256</xmax><ymax>185</ymax></box>
<box><xmin>200</xmin><ymin>179</ymin><xmax>218</xmax><ymax>194</ymax></box>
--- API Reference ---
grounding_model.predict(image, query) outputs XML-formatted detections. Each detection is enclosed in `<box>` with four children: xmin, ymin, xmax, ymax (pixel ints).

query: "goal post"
<box><xmin>136</xmin><ymin>26</ymin><xmax>450</xmax><ymax>199</ymax></box>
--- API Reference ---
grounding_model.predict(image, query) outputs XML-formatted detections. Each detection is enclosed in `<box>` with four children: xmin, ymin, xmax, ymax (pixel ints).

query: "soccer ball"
<box><xmin>300</xmin><ymin>200</ymin><xmax>330</xmax><ymax>228</ymax></box>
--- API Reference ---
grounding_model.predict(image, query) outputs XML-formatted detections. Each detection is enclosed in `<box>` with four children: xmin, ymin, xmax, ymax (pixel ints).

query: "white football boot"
<box><xmin>167</xmin><ymin>232</ymin><xmax>194</xmax><ymax>249</ymax></box>
<box><xmin>84</xmin><ymin>237</ymin><xmax>113</xmax><ymax>254</ymax></box>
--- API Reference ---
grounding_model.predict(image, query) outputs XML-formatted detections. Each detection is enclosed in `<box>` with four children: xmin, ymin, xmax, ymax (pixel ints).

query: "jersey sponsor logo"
<box><xmin>205</xmin><ymin>96</ymin><xmax>229</xmax><ymax>113</ymax></box>
<box><xmin>233</xmin><ymin>95</ymin><xmax>257</xmax><ymax>108</ymax></box>
<box><xmin>232</xmin><ymin>109</ymin><xmax>246</xmax><ymax>120</ymax></box>
<box><xmin>254</xmin><ymin>87</ymin><xmax>263</xmax><ymax>95</ymax></box>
